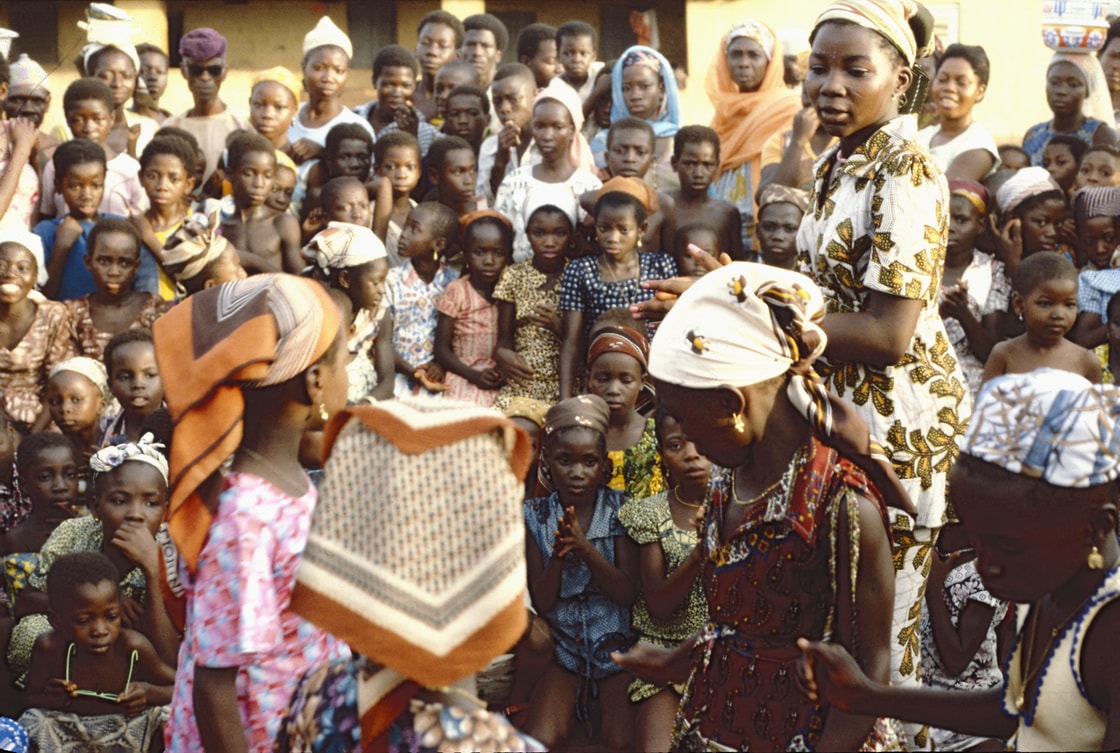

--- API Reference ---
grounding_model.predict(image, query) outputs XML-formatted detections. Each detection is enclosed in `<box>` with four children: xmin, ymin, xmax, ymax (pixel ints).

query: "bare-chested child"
<box><xmin>661</xmin><ymin>125</ymin><xmax>745</xmax><ymax>260</ymax></box>
<box><xmin>220</xmin><ymin>131</ymin><xmax>301</xmax><ymax>274</ymax></box>
<box><xmin>981</xmin><ymin>251</ymin><xmax>1101</xmax><ymax>383</ymax></box>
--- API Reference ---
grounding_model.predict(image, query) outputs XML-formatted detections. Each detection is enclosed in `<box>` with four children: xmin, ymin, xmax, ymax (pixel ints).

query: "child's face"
<box><xmin>375</xmin><ymin>65</ymin><xmax>416</xmax><ymax>113</ymax></box>
<box><xmin>526</xmin><ymin>209</ymin><xmax>571</xmax><ymax>270</ymax></box>
<box><xmin>377</xmin><ymin>145</ymin><xmax>422</xmax><ymax>197</ymax></box>
<box><xmin>1042</xmin><ymin>144</ymin><xmax>1079</xmax><ymax>192</ymax></box>
<box><xmin>434</xmin><ymin>149</ymin><xmax>478</xmax><ymax>203</ymax></box>
<box><xmin>593</xmin><ymin>89</ymin><xmax>613</xmax><ymax>129</ymax></box>
<box><xmin>531</xmin><ymin>100</ymin><xmax>575</xmax><ymax>162</ymax></box>
<box><xmin>88</xmin><ymin>48</ymin><xmax>136</xmax><ymax>108</ymax></box>
<box><xmin>492</xmin><ymin>75</ymin><xmax>536</xmax><ymax>130</ymax></box>
<box><xmin>1019</xmin><ymin>197</ymin><xmax>1065</xmax><ymax>254</ymax></box>
<box><xmin>607</xmin><ymin>127</ymin><xmax>654</xmax><ymax>178</ymax></box>
<box><xmin>58</xmin><ymin>161</ymin><xmax>106</xmax><ymax>220</ymax></box>
<box><xmin>587</xmin><ymin>352</ymin><xmax>643</xmax><ymax>416</ymax></box>
<box><xmin>326</xmin><ymin>184</ymin><xmax>371</xmax><ymax>227</ymax></box>
<box><xmin>596</xmin><ymin>204</ymin><xmax>644</xmax><ymax>259</ymax></box>
<box><xmin>673</xmin><ymin>141</ymin><xmax>719</xmax><ymax>195</ymax></box>
<box><xmin>46</xmin><ymin>372</ymin><xmax>103</xmax><ymax>437</ymax></box>
<box><xmin>86</xmin><ymin>230</ymin><xmax>140</xmax><ymax>297</ymax></box>
<box><xmin>1076</xmin><ymin>151</ymin><xmax>1119</xmax><ymax>188</ymax></box>
<box><xmin>524</xmin><ymin>39</ymin><xmax>560</xmax><ymax>89</ymax></box>
<box><xmin>55</xmin><ymin>579</ymin><xmax>121</xmax><ymax>654</ymax></box>
<box><xmin>1013</xmin><ymin>276</ymin><xmax>1078</xmax><ymax>345</ymax></box>
<box><xmin>250</xmin><ymin>81</ymin><xmax>298</xmax><ymax>142</ymax></box>
<box><xmin>444</xmin><ymin>94</ymin><xmax>487</xmax><ymax>145</ymax></box>
<box><xmin>230</xmin><ymin>150</ymin><xmax>275</xmax><ymax>207</ymax></box>
<box><xmin>434</xmin><ymin>66</ymin><xmax>475</xmax><ymax>118</ymax></box>
<box><xmin>464</xmin><ymin>224</ymin><xmax>509</xmax><ymax>285</ymax></box>
<box><xmin>416</xmin><ymin>22</ymin><xmax>459</xmax><ymax>79</ymax></box>
<box><xmin>93</xmin><ymin>461</ymin><xmax>168</xmax><ymax>544</ymax></box>
<box><xmin>946</xmin><ymin>195</ymin><xmax>983</xmax><ymax>257</ymax></box>
<box><xmin>66</xmin><ymin>98</ymin><xmax>113</xmax><ymax>144</ymax></box>
<box><xmin>302</xmin><ymin>46</ymin><xmax>350</xmax><ymax>101</ymax></box>
<box><xmin>140</xmin><ymin>153</ymin><xmax>194</xmax><ymax>211</ymax></box>
<box><xmin>1046</xmin><ymin>61</ymin><xmax>1087</xmax><ymax>116</ymax></box>
<box><xmin>23</xmin><ymin>445</ymin><xmax>78</xmax><ymax>521</ymax></box>
<box><xmin>328</xmin><ymin>138</ymin><xmax>371</xmax><ymax>180</ymax></box>
<box><xmin>266</xmin><ymin>166</ymin><xmax>297</xmax><ymax>213</ymax></box>
<box><xmin>1080</xmin><ymin>215</ymin><xmax>1118</xmax><ymax>269</ymax></box>
<box><xmin>620</xmin><ymin>64</ymin><xmax>664</xmax><ymax>121</ymax></box>
<box><xmin>558</xmin><ymin>34</ymin><xmax>596</xmax><ymax>81</ymax></box>
<box><xmin>398</xmin><ymin>208</ymin><xmax>442</xmax><ymax>259</ymax></box>
<box><xmin>347</xmin><ymin>258</ymin><xmax>389</xmax><ymax>311</ymax></box>
<box><xmin>109</xmin><ymin>341</ymin><xmax>163</xmax><ymax>419</ymax></box>
<box><xmin>547</xmin><ymin>427</ymin><xmax>604</xmax><ymax>503</ymax></box>
<box><xmin>678</xmin><ymin>229</ymin><xmax>722</xmax><ymax>272</ymax></box>
<box><xmin>657</xmin><ymin>414</ymin><xmax>710</xmax><ymax>490</ymax></box>
<box><xmin>999</xmin><ymin>148</ymin><xmax>1030</xmax><ymax>172</ymax></box>
<box><xmin>139</xmin><ymin>51</ymin><xmax>169</xmax><ymax>101</ymax></box>
<box><xmin>204</xmin><ymin>245</ymin><xmax>249</xmax><ymax>288</ymax></box>
<box><xmin>0</xmin><ymin>244</ymin><xmax>38</xmax><ymax>303</ymax></box>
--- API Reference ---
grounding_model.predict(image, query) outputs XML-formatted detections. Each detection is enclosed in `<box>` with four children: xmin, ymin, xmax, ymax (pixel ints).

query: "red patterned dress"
<box><xmin>673</xmin><ymin>437</ymin><xmax>889</xmax><ymax>751</ymax></box>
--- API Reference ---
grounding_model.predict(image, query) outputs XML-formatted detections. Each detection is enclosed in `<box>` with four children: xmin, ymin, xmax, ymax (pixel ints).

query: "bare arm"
<box><xmin>943</xmin><ymin>149</ymin><xmax>996</xmax><ymax>182</ymax></box>
<box><xmin>640</xmin><ymin>542</ymin><xmax>702</xmax><ymax>621</ymax></box>
<box><xmin>526</xmin><ymin>526</ymin><xmax>563</xmax><ymax>614</ymax></box>
<box><xmin>925</xmin><ymin>555</ymin><xmax>997</xmax><ymax>678</ymax></box>
<box><xmin>980</xmin><ymin>342</ymin><xmax>1010</xmax><ymax>385</ymax></box>
<box><xmin>194</xmin><ymin>666</ymin><xmax>249</xmax><ymax>753</ymax></box>
<box><xmin>821</xmin><ymin>291</ymin><xmax>923</xmax><ymax>369</ymax></box>
<box><xmin>368</xmin><ymin>176</ymin><xmax>393</xmax><ymax>241</ymax></box>
<box><xmin>1071</xmin><ymin>311</ymin><xmax>1107</xmax><ymax>349</ymax></box>
<box><xmin>276</xmin><ymin>213</ymin><xmax>303</xmax><ymax>274</ymax></box>
<box><xmin>559</xmin><ymin>310</ymin><xmax>585</xmax><ymax>399</ymax></box>
<box><xmin>0</xmin><ymin>120</ymin><xmax>35</xmax><ymax>223</ymax></box>
<box><xmin>581</xmin><ymin>534</ymin><xmax>638</xmax><ymax>607</ymax></box>
<box><xmin>371</xmin><ymin>312</ymin><xmax>395</xmax><ymax>400</ymax></box>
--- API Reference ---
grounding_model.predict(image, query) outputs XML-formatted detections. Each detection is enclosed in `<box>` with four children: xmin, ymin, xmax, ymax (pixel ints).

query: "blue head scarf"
<box><xmin>590</xmin><ymin>45</ymin><xmax>681</xmax><ymax>167</ymax></box>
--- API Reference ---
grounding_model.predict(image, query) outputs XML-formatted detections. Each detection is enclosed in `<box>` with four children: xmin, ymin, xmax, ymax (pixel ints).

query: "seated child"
<box><xmin>494</xmin><ymin>185</ymin><xmax>576</xmax><ymax>409</ymax></box>
<box><xmin>20</xmin><ymin>551</ymin><xmax>174</xmax><ymax>751</ymax></box>
<box><xmin>981</xmin><ymin>252</ymin><xmax>1100</xmax><ymax>383</ymax></box>
<box><xmin>300</xmin><ymin>123</ymin><xmax>374</xmax><ymax>231</ymax></box>
<box><xmin>661</xmin><ymin>125</ymin><xmax>744</xmax><ymax>260</ymax></box>
<box><xmin>374</xmin><ymin>131</ymin><xmax>423</xmax><ymax>267</ymax></box>
<box><xmin>435</xmin><ymin>211</ymin><xmax>512</xmax><ymax>406</ymax></box>
<box><xmin>64</xmin><ymin>218</ymin><xmax>167</xmax><ymax>360</ymax></box>
<box><xmin>99</xmin><ymin>330</ymin><xmax>164</xmax><ymax>446</ymax></box>
<box><xmin>385</xmin><ymin>202</ymin><xmax>460</xmax><ymax>396</ymax></box>
<box><xmin>443</xmin><ymin>84</ymin><xmax>491</xmax><ymax>155</ymax></box>
<box><xmin>523</xmin><ymin>395</ymin><xmax>637</xmax><ymax>751</ymax></box>
<box><xmin>219</xmin><ymin>131</ymin><xmax>302</xmax><ymax>274</ymax></box>
<box><xmin>940</xmin><ymin>180</ymin><xmax>1012</xmax><ymax>395</ymax></box>
<box><xmin>1042</xmin><ymin>134</ymin><xmax>1087</xmax><ymax>195</ymax></box>
<box><xmin>670</xmin><ymin>224</ymin><xmax>721</xmax><ymax>277</ymax></box>
<box><xmin>1075</xmin><ymin>145</ymin><xmax>1120</xmax><ymax>189</ymax></box>
<box><xmin>755</xmin><ymin>184</ymin><xmax>809</xmax><ymax>270</ymax></box>
<box><xmin>131</xmin><ymin>135</ymin><xmax>199</xmax><ymax>300</ymax></box>
<box><xmin>1071</xmin><ymin>186</ymin><xmax>1120</xmax><ymax>347</ymax></box>
<box><xmin>44</xmin><ymin>358</ymin><xmax>108</xmax><ymax>508</ymax></box>
<box><xmin>160</xmin><ymin>222</ymin><xmax>247</xmax><ymax>296</ymax></box>
<box><xmin>423</xmin><ymin>136</ymin><xmax>481</xmax><ymax>218</ymax></box>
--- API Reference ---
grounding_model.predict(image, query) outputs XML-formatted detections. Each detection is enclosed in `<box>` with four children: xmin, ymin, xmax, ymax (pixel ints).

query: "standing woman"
<box><xmin>1022</xmin><ymin>51</ymin><xmax>1116</xmax><ymax>165</ymax></box>
<box><xmin>706</xmin><ymin>21</ymin><xmax>801</xmax><ymax>250</ymax></box>
<box><xmin>796</xmin><ymin>0</ymin><xmax>971</xmax><ymax>744</ymax></box>
<box><xmin>916</xmin><ymin>44</ymin><xmax>1000</xmax><ymax>180</ymax></box>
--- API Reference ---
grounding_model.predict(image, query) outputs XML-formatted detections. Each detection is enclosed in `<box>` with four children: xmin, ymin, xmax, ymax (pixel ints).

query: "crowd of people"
<box><xmin>0</xmin><ymin>0</ymin><xmax>1117</xmax><ymax>750</ymax></box>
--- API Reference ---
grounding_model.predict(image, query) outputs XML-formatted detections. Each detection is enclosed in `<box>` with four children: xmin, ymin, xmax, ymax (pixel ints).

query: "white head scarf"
<box><xmin>996</xmin><ymin>166</ymin><xmax>1061</xmax><ymax>218</ymax></box>
<box><xmin>0</xmin><ymin>230</ymin><xmax>48</xmax><ymax>287</ymax></box>
<box><xmin>90</xmin><ymin>432</ymin><xmax>169</xmax><ymax>485</ymax></box>
<box><xmin>301</xmin><ymin>222</ymin><xmax>387</xmax><ymax>275</ymax></box>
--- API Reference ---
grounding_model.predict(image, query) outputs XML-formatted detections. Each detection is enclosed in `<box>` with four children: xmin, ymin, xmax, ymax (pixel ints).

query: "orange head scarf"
<box><xmin>706</xmin><ymin>20</ymin><xmax>802</xmax><ymax>195</ymax></box>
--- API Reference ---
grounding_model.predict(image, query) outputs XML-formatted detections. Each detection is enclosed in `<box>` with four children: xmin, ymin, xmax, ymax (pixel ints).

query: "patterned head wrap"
<box><xmin>303</xmin><ymin>15</ymin><xmax>352</xmax><ymax>59</ymax></box>
<box><xmin>302</xmin><ymin>222</ymin><xmax>387</xmax><ymax>275</ymax></box>
<box><xmin>534</xmin><ymin>81</ymin><xmax>595</xmax><ymax>171</ymax></box>
<box><xmin>522</xmin><ymin>183</ymin><xmax>580</xmax><ymax>228</ymax></box>
<box><xmin>50</xmin><ymin>357</ymin><xmax>110</xmax><ymax>405</ymax></box>
<box><xmin>1048</xmin><ymin>51</ymin><xmax>1117</xmax><ymax>129</ymax></box>
<box><xmin>1073</xmin><ymin>185</ymin><xmax>1120</xmax><ymax>225</ymax></box>
<box><xmin>90</xmin><ymin>432</ymin><xmax>169</xmax><ymax>485</ymax></box>
<box><xmin>813</xmin><ymin>0</ymin><xmax>932</xmax><ymax>66</ymax></box>
<box><xmin>649</xmin><ymin>262</ymin><xmax>917</xmax><ymax>514</ymax></box>
<box><xmin>504</xmin><ymin>396</ymin><xmax>551</xmax><ymax>427</ymax></box>
<box><xmin>178</xmin><ymin>27</ymin><xmax>226</xmax><ymax>61</ymax></box>
<box><xmin>996</xmin><ymin>166</ymin><xmax>1061</xmax><ymax>218</ymax></box>
<box><xmin>609</xmin><ymin>45</ymin><xmax>681</xmax><ymax>139</ymax></box>
<box><xmin>9</xmin><ymin>54</ymin><xmax>49</xmax><ymax>94</ymax></box>
<box><xmin>961</xmin><ymin>368</ymin><xmax>1120</xmax><ymax>488</ymax></box>
<box><xmin>949</xmin><ymin>178</ymin><xmax>990</xmax><ymax>216</ymax></box>
<box><xmin>252</xmin><ymin>66</ymin><xmax>301</xmax><ymax>104</ymax></box>
<box><xmin>595</xmin><ymin>175</ymin><xmax>659</xmax><ymax>213</ymax></box>
<box><xmin>292</xmin><ymin>398</ymin><xmax>531</xmax><ymax>696</ymax></box>
<box><xmin>588</xmin><ymin>325</ymin><xmax>649</xmax><ymax>371</ymax></box>
<box><xmin>0</xmin><ymin>230</ymin><xmax>48</xmax><ymax>287</ymax></box>
<box><xmin>758</xmin><ymin>183</ymin><xmax>810</xmax><ymax>214</ymax></box>
<box><xmin>725</xmin><ymin>20</ymin><xmax>776</xmax><ymax>59</ymax></box>
<box><xmin>162</xmin><ymin>223</ymin><xmax>233</xmax><ymax>283</ymax></box>
<box><xmin>544</xmin><ymin>395</ymin><xmax>610</xmax><ymax>438</ymax></box>
<box><xmin>153</xmin><ymin>274</ymin><xmax>342</xmax><ymax>570</ymax></box>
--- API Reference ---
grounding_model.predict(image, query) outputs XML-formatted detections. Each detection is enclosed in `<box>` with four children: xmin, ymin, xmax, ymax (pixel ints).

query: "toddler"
<box><xmin>670</xmin><ymin>225</ymin><xmax>721</xmax><ymax>277</ymax></box>
<box><xmin>100</xmin><ymin>329</ymin><xmax>164</xmax><ymax>446</ymax></box>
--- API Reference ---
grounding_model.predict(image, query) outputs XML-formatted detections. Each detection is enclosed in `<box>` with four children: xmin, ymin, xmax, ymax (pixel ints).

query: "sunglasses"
<box><xmin>185</xmin><ymin>63</ymin><xmax>225</xmax><ymax>78</ymax></box>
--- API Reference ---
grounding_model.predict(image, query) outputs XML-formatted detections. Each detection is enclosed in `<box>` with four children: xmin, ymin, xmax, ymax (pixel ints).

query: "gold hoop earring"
<box><xmin>733</xmin><ymin>413</ymin><xmax>745</xmax><ymax>434</ymax></box>
<box><xmin>1088</xmin><ymin>545</ymin><xmax>1105</xmax><ymax>570</ymax></box>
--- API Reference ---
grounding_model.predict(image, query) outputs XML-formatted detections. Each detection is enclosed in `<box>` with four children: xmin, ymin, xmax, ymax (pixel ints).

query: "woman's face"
<box><xmin>531</xmin><ymin>100</ymin><xmax>575</xmax><ymax>161</ymax></box>
<box><xmin>725</xmin><ymin>36</ymin><xmax>769</xmax><ymax>93</ymax></box>
<box><xmin>88</xmin><ymin>48</ymin><xmax>137</xmax><ymax>109</ymax></box>
<box><xmin>653</xmin><ymin>380</ymin><xmax>748</xmax><ymax>468</ymax></box>
<box><xmin>932</xmin><ymin>56</ymin><xmax>984</xmax><ymax>121</ymax></box>
<box><xmin>1046</xmin><ymin>61</ymin><xmax>1087</xmax><ymax>117</ymax></box>
<box><xmin>805</xmin><ymin>22</ymin><xmax>910</xmax><ymax>144</ymax></box>
<box><xmin>0</xmin><ymin>243</ymin><xmax>36</xmax><ymax>304</ymax></box>
<box><xmin>1102</xmin><ymin>39</ymin><xmax>1120</xmax><ymax>94</ymax></box>
<box><xmin>621</xmin><ymin>64</ymin><xmax>664</xmax><ymax>120</ymax></box>
<box><xmin>657</xmin><ymin>413</ymin><xmax>711</xmax><ymax>490</ymax></box>
<box><xmin>302</xmin><ymin>46</ymin><xmax>349</xmax><ymax>103</ymax></box>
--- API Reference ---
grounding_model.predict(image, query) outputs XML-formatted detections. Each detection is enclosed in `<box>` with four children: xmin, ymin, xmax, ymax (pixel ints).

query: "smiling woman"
<box><xmin>915</xmin><ymin>44</ymin><xmax>1000</xmax><ymax>180</ymax></box>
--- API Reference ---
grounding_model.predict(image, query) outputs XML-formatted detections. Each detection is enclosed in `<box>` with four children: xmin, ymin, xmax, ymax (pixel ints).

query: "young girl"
<box><xmin>982</xmin><ymin>252</ymin><xmax>1100</xmax><ymax>383</ymax></box>
<box><xmin>249</xmin><ymin>66</ymin><xmax>299</xmax><ymax>155</ymax></box>
<box><xmin>993</xmin><ymin>165</ymin><xmax>1072</xmax><ymax>277</ymax></box>
<box><xmin>1022</xmin><ymin>52</ymin><xmax>1113</xmax><ymax>165</ymax></box>
<box><xmin>523</xmin><ymin>395</ymin><xmax>637</xmax><ymax>751</ymax></box>
<box><xmin>373</xmin><ymin>131</ymin><xmax>423</xmax><ymax>267</ymax></box>
<box><xmin>801</xmin><ymin>369</ymin><xmax>1120</xmax><ymax>751</ymax></box>
<box><xmin>939</xmin><ymin>180</ymin><xmax>1012</xmax><ymax>395</ymax></box>
<box><xmin>494</xmin><ymin>185</ymin><xmax>577</xmax><ymax>410</ymax></box>
<box><xmin>1076</xmin><ymin>145</ymin><xmax>1120</xmax><ymax>188</ymax></box>
<box><xmin>65</xmin><ymin>218</ymin><xmax>167</xmax><ymax>361</ymax></box>
<box><xmin>44</xmin><ymin>358</ymin><xmax>108</xmax><ymax>506</ymax></box>
<box><xmin>160</xmin><ymin>223</ymin><xmax>247</xmax><ymax>297</ymax></box>
<box><xmin>100</xmin><ymin>329</ymin><xmax>163</xmax><ymax>446</ymax></box>
<box><xmin>302</xmin><ymin>222</ymin><xmax>394</xmax><ymax>402</ymax></box>
<box><xmin>1071</xmin><ymin>186</ymin><xmax>1120</xmax><ymax>348</ymax></box>
<box><xmin>130</xmin><ymin>135</ymin><xmax>198</xmax><ymax>301</ymax></box>
<box><xmin>155</xmin><ymin>274</ymin><xmax>350</xmax><ymax>752</ymax></box>
<box><xmin>20</xmin><ymin>551</ymin><xmax>175</xmax><ymax>750</ymax></box>
<box><xmin>494</xmin><ymin>83</ymin><xmax>601</xmax><ymax>262</ymax></box>
<box><xmin>1041</xmin><ymin>135</ymin><xmax>1087</xmax><ymax>194</ymax></box>
<box><xmin>435</xmin><ymin>211</ymin><xmax>511</xmax><ymax>406</ymax></box>
<box><xmin>617</xmin><ymin>407</ymin><xmax>710</xmax><ymax>752</ymax></box>
<box><xmin>559</xmin><ymin>180</ymin><xmax>677</xmax><ymax>397</ymax></box>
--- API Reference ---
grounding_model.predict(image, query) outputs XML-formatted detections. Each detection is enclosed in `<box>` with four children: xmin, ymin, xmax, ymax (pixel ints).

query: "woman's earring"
<box><xmin>319</xmin><ymin>403</ymin><xmax>329</xmax><ymax>422</ymax></box>
<box><xmin>1088</xmin><ymin>545</ymin><xmax>1104</xmax><ymax>570</ymax></box>
<box><xmin>733</xmin><ymin>413</ymin><xmax>745</xmax><ymax>434</ymax></box>
<box><xmin>637</xmin><ymin>237</ymin><xmax>643</xmax><ymax>249</ymax></box>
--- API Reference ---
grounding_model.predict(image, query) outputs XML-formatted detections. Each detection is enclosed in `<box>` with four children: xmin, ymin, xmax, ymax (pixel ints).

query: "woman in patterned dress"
<box><xmin>794</xmin><ymin>1</ymin><xmax>972</xmax><ymax>744</ymax></box>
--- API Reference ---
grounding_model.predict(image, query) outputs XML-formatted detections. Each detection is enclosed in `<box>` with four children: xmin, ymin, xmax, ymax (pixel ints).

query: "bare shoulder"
<box><xmin>1081</xmin><ymin>598</ymin><xmax>1120</xmax><ymax>711</ymax></box>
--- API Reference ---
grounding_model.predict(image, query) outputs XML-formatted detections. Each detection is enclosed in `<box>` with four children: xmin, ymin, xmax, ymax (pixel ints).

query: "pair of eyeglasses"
<box><xmin>185</xmin><ymin>64</ymin><xmax>224</xmax><ymax>78</ymax></box>
<box><xmin>64</xmin><ymin>643</ymin><xmax>137</xmax><ymax>701</ymax></box>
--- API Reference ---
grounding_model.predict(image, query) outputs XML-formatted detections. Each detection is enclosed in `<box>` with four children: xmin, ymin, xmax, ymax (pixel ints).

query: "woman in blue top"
<box><xmin>1022</xmin><ymin>52</ymin><xmax>1116</xmax><ymax>165</ymax></box>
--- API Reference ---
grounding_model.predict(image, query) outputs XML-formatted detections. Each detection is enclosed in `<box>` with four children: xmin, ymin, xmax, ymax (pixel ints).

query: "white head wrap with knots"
<box><xmin>725</xmin><ymin>20</ymin><xmax>776</xmax><ymax>59</ymax></box>
<box><xmin>162</xmin><ymin>223</ymin><xmax>232</xmax><ymax>283</ymax></box>
<box><xmin>996</xmin><ymin>166</ymin><xmax>1061</xmax><ymax>218</ymax></box>
<box><xmin>961</xmin><ymin>368</ymin><xmax>1120</xmax><ymax>488</ymax></box>
<box><xmin>303</xmin><ymin>16</ymin><xmax>352</xmax><ymax>59</ymax></box>
<box><xmin>522</xmin><ymin>183</ymin><xmax>580</xmax><ymax>228</ymax></box>
<box><xmin>90</xmin><ymin>432</ymin><xmax>169</xmax><ymax>485</ymax></box>
<box><xmin>813</xmin><ymin>0</ymin><xmax>931</xmax><ymax>67</ymax></box>
<box><xmin>50</xmin><ymin>357</ymin><xmax>110</xmax><ymax>404</ymax></box>
<box><xmin>1049</xmin><ymin>51</ymin><xmax>1117</xmax><ymax>130</ymax></box>
<box><xmin>301</xmin><ymin>222</ymin><xmax>387</xmax><ymax>275</ymax></box>
<box><xmin>0</xmin><ymin>230</ymin><xmax>48</xmax><ymax>287</ymax></box>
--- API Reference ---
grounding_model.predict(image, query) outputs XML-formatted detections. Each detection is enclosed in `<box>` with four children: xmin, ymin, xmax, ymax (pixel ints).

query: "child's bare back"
<box><xmin>982</xmin><ymin>335</ymin><xmax>1102</xmax><ymax>384</ymax></box>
